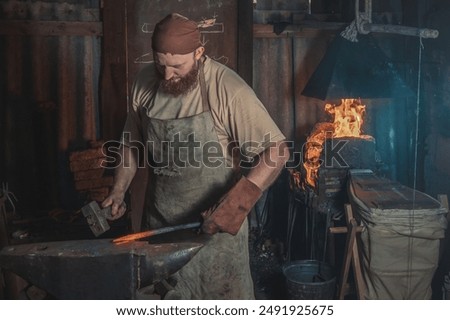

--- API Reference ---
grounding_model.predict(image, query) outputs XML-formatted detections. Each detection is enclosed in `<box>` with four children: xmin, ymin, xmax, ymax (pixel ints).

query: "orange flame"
<box><xmin>325</xmin><ymin>99</ymin><xmax>366</xmax><ymax>138</ymax></box>
<box><xmin>303</xmin><ymin>99</ymin><xmax>370</xmax><ymax>188</ymax></box>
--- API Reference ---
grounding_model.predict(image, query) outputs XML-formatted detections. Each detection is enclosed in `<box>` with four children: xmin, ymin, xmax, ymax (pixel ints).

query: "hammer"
<box><xmin>81</xmin><ymin>201</ymin><xmax>202</xmax><ymax>240</ymax></box>
<box><xmin>81</xmin><ymin>201</ymin><xmax>113</xmax><ymax>237</ymax></box>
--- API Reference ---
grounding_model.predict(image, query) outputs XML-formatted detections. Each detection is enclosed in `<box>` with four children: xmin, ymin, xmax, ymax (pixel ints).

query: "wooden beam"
<box><xmin>0</xmin><ymin>20</ymin><xmax>102</xmax><ymax>36</ymax></box>
<box><xmin>329</xmin><ymin>225</ymin><xmax>364</xmax><ymax>234</ymax></box>
<box><xmin>253</xmin><ymin>23</ymin><xmax>338</xmax><ymax>38</ymax></box>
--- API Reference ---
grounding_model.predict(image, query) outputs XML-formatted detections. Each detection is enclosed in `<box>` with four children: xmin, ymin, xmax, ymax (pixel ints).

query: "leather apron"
<box><xmin>143</xmin><ymin>61</ymin><xmax>255</xmax><ymax>299</ymax></box>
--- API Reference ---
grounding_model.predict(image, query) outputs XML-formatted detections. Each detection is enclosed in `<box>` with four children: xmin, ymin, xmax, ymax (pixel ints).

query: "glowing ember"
<box><xmin>303</xmin><ymin>99</ymin><xmax>372</xmax><ymax>188</ymax></box>
<box><xmin>113</xmin><ymin>230</ymin><xmax>156</xmax><ymax>243</ymax></box>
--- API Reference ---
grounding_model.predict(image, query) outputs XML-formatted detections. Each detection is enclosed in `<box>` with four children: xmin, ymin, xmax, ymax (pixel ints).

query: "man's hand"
<box><xmin>101</xmin><ymin>192</ymin><xmax>127</xmax><ymax>220</ymax></box>
<box><xmin>201</xmin><ymin>176</ymin><xmax>262</xmax><ymax>235</ymax></box>
<box><xmin>201</xmin><ymin>141</ymin><xmax>289</xmax><ymax>235</ymax></box>
<box><xmin>101</xmin><ymin>145</ymin><xmax>137</xmax><ymax>220</ymax></box>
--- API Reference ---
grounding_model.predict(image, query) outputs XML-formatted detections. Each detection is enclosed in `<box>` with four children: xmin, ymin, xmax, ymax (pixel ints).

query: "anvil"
<box><xmin>0</xmin><ymin>236</ymin><xmax>209</xmax><ymax>299</ymax></box>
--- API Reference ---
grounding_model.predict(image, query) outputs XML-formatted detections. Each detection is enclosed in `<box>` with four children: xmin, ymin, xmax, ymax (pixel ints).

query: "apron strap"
<box><xmin>198</xmin><ymin>59</ymin><xmax>210</xmax><ymax>113</ymax></box>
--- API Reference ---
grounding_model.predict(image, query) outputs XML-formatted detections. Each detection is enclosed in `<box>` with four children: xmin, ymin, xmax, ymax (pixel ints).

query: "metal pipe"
<box><xmin>361</xmin><ymin>22</ymin><xmax>439</xmax><ymax>38</ymax></box>
<box><xmin>356</xmin><ymin>0</ymin><xmax>438</xmax><ymax>39</ymax></box>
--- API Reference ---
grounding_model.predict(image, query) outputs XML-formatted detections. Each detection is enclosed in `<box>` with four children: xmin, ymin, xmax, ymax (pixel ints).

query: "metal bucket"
<box><xmin>283</xmin><ymin>260</ymin><xmax>336</xmax><ymax>300</ymax></box>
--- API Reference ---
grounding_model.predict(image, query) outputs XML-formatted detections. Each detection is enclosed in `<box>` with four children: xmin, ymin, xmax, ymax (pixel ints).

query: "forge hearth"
<box><xmin>295</xmin><ymin>136</ymin><xmax>379</xmax><ymax>217</ymax></box>
<box><xmin>302</xmin><ymin>99</ymin><xmax>374</xmax><ymax>184</ymax></box>
<box><xmin>316</xmin><ymin>137</ymin><xmax>378</xmax><ymax>213</ymax></box>
<box><xmin>287</xmin><ymin>98</ymin><xmax>380</xmax><ymax>261</ymax></box>
<box><xmin>319</xmin><ymin>137</ymin><xmax>378</xmax><ymax>170</ymax></box>
<box><xmin>288</xmin><ymin>134</ymin><xmax>379</xmax><ymax>261</ymax></box>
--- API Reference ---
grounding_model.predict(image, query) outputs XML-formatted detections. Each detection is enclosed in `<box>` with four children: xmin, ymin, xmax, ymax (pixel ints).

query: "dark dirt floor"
<box><xmin>248</xmin><ymin>228</ymin><xmax>288</xmax><ymax>300</ymax></box>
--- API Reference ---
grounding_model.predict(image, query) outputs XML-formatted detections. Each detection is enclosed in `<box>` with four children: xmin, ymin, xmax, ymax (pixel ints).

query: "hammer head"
<box><xmin>81</xmin><ymin>201</ymin><xmax>112</xmax><ymax>237</ymax></box>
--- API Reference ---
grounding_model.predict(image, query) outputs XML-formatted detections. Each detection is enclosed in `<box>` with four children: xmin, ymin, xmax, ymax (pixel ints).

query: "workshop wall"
<box><xmin>0</xmin><ymin>0</ymin><xmax>251</xmax><ymax>218</ymax></box>
<box><xmin>0</xmin><ymin>0</ymin><xmax>102</xmax><ymax>213</ymax></box>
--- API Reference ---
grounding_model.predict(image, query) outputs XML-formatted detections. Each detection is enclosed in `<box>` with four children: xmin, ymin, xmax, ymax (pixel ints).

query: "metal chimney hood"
<box><xmin>301</xmin><ymin>33</ymin><xmax>415</xmax><ymax>100</ymax></box>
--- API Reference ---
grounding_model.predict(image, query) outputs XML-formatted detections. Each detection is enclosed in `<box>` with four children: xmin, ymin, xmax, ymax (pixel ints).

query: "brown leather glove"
<box><xmin>201</xmin><ymin>176</ymin><xmax>262</xmax><ymax>235</ymax></box>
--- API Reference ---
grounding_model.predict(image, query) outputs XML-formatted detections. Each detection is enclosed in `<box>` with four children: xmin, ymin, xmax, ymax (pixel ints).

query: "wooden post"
<box><xmin>338</xmin><ymin>216</ymin><xmax>357</xmax><ymax>299</ymax></box>
<box><xmin>100</xmin><ymin>0</ymin><xmax>128</xmax><ymax>141</ymax></box>
<box><xmin>437</xmin><ymin>194</ymin><xmax>449</xmax><ymax>262</ymax></box>
<box><xmin>335</xmin><ymin>204</ymin><xmax>366</xmax><ymax>299</ymax></box>
<box><xmin>0</xmin><ymin>193</ymin><xmax>26</xmax><ymax>299</ymax></box>
<box><xmin>345</xmin><ymin>204</ymin><xmax>366</xmax><ymax>299</ymax></box>
<box><xmin>437</xmin><ymin>194</ymin><xmax>449</xmax><ymax>222</ymax></box>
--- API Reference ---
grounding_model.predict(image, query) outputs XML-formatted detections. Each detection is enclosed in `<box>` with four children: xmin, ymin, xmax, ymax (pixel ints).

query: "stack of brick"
<box><xmin>69</xmin><ymin>142</ymin><xmax>114</xmax><ymax>202</ymax></box>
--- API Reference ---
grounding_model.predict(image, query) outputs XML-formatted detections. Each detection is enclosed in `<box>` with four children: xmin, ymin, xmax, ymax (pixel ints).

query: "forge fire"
<box><xmin>303</xmin><ymin>99</ymin><xmax>374</xmax><ymax>188</ymax></box>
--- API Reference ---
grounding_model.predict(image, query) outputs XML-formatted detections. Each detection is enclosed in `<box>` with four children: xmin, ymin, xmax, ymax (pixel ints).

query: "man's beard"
<box><xmin>157</xmin><ymin>62</ymin><xmax>199</xmax><ymax>97</ymax></box>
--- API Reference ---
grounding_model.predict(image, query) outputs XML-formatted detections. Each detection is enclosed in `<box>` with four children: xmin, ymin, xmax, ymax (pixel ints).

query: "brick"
<box><xmin>74</xmin><ymin>176</ymin><xmax>114</xmax><ymax>191</ymax></box>
<box><xmin>88</xmin><ymin>187</ymin><xmax>110</xmax><ymax>202</ymax></box>
<box><xmin>70</xmin><ymin>158</ymin><xmax>105</xmax><ymax>172</ymax></box>
<box><xmin>69</xmin><ymin>146</ymin><xmax>106</xmax><ymax>162</ymax></box>
<box><xmin>73</xmin><ymin>168</ymin><xmax>105</xmax><ymax>181</ymax></box>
